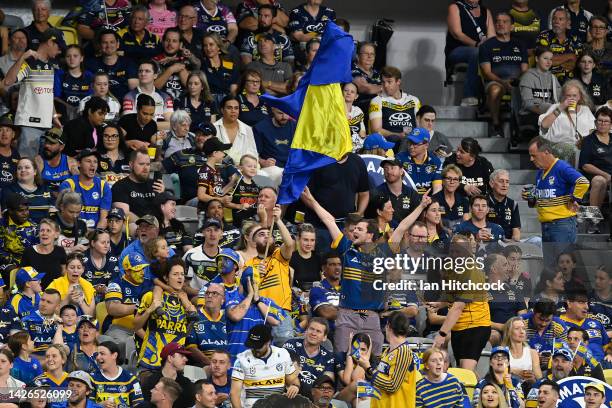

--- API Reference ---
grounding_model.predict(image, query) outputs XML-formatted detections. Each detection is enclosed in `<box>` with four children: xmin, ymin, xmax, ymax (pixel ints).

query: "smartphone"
<box><xmin>154</xmin><ymin>171</ymin><xmax>162</xmax><ymax>182</ymax></box>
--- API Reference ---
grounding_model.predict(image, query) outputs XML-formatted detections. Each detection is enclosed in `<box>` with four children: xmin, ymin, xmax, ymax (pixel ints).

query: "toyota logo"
<box><xmin>207</xmin><ymin>25</ymin><xmax>227</xmax><ymax>34</ymax></box>
<box><xmin>67</xmin><ymin>96</ymin><xmax>80</xmax><ymax>103</ymax></box>
<box><xmin>389</xmin><ymin>112</ymin><xmax>411</xmax><ymax>122</ymax></box>
<box><xmin>306</xmin><ymin>23</ymin><xmax>324</xmax><ymax>32</ymax></box>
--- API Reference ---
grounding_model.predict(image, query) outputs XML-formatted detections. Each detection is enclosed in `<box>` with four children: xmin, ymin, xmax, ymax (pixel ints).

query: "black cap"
<box><xmin>258</xmin><ymin>33</ymin><xmax>275</xmax><ymax>43</ymax></box>
<box><xmin>312</xmin><ymin>375</ymin><xmax>335</xmax><ymax>389</ymax></box>
<box><xmin>4</xmin><ymin>193</ymin><xmax>29</xmax><ymax>211</ymax></box>
<box><xmin>76</xmin><ymin>148</ymin><xmax>98</xmax><ymax>161</ymax></box>
<box><xmin>43</xmin><ymin>128</ymin><xmax>65</xmax><ymax>145</ymax></box>
<box><xmin>39</xmin><ymin>29</ymin><xmax>59</xmax><ymax>44</ymax></box>
<box><xmin>191</xmin><ymin>122</ymin><xmax>217</xmax><ymax>136</ymax></box>
<box><xmin>201</xmin><ymin>217</ymin><xmax>222</xmax><ymax>230</ymax></box>
<box><xmin>381</xmin><ymin>158</ymin><xmax>402</xmax><ymax>168</ymax></box>
<box><xmin>155</xmin><ymin>191</ymin><xmax>178</xmax><ymax>206</ymax></box>
<box><xmin>203</xmin><ymin>137</ymin><xmax>232</xmax><ymax>156</ymax></box>
<box><xmin>245</xmin><ymin>324</ymin><xmax>272</xmax><ymax>349</ymax></box>
<box><xmin>107</xmin><ymin>207</ymin><xmax>125</xmax><ymax>220</ymax></box>
<box><xmin>0</xmin><ymin>113</ymin><xmax>18</xmax><ymax>131</ymax></box>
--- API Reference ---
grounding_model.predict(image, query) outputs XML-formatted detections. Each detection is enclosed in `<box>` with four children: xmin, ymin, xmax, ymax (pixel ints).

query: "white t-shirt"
<box><xmin>538</xmin><ymin>103</ymin><xmax>596</xmax><ymax>145</ymax></box>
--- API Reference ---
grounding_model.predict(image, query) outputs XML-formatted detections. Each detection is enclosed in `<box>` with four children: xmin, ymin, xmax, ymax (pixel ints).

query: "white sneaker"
<box><xmin>460</xmin><ymin>97</ymin><xmax>478</xmax><ymax>106</ymax></box>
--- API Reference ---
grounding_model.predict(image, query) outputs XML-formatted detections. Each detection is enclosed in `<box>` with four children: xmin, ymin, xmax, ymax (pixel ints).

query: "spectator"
<box><xmin>64</xmin><ymin>316</ymin><xmax>98</xmax><ymax>373</ymax></box>
<box><xmin>290</xmin><ymin>223</ymin><xmax>321</xmax><ymax>289</ymax></box>
<box><xmin>112</xmin><ymin>148</ymin><xmax>166</xmax><ymax>225</ymax></box>
<box><xmin>518</xmin><ymin>46</ymin><xmax>561</xmax><ymax>131</ymax></box>
<box><xmin>153</xmin><ymin>28</ymin><xmax>200</xmax><ymax>102</ymax></box>
<box><xmin>230</xmin><ymin>324</ymin><xmax>300</xmax><ymax>408</ymax></box>
<box><xmin>177</xmin><ymin>5</ymin><xmax>204</xmax><ymax>61</ymax></box>
<box><xmin>50</xmin><ymin>190</ymin><xmax>88</xmax><ymax>253</ymax></box>
<box><xmin>589</xmin><ymin>265</ymin><xmax>611</xmax><ymax>330</ymax></box>
<box><xmin>0</xmin><ymin>113</ymin><xmax>18</xmax><ymax>189</ymax></box>
<box><xmin>529</xmin><ymin>268</ymin><xmax>567</xmax><ymax>314</ymax></box>
<box><xmin>253</xmin><ymin>106</ymin><xmax>295</xmax><ymax>186</ymax></box>
<box><xmin>226</xmin><ymin>154</ymin><xmax>259</xmax><ymax>227</ymax></box>
<box><xmin>288</xmin><ymin>0</ymin><xmax>336</xmax><ymax>45</ymax></box>
<box><xmin>445</xmin><ymin>137</ymin><xmax>494</xmax><ymax>196</ymax></box>
<box><xmin>62</xmin><ymin>97</ymin><xmax>109</xmax><ymax>157</ymax></box>
<box><xmin>487</xmin><ymin>169</ymin><xmax>521</xmax><ymax>241</ymax></box>
<box><xmin>560</xmin><ymin>289</ymin><xmax>609</xmax><ymax>360</ymax></box>
<box><xmin>351</xmin><ymin>42</ymin><xmax>382</xmax><ymax>112</ymax></box>
<box><xmin>396</xmin><ymin>128</ymin><xmax>442</xmax><ymax>195</ymax></box>
<box><xmin>503</xmin><ymin>245</ymin><xmax>532</xmax><ymax>303</ymax></box>
<box><xmin>566</xmin><ymin>327</ymin><xmax>605</xmax><ymax>380</ymax></box>
<box><xmin>479</xmin><ymin>12</ymin><xmax>528</xmax><ymax>138</ymax></box>
<box><xmin>141</xmin><ymin>343</ymin><xmax>195</xmax><ymax>408</ymax></box>
<box><xmin>0</xmin><ymin>193</ymin><xmax>39</xmax><ymax>275</ymax></box>
<box><xmin>214</xmin><ymin>96</ymin><xmax>258</xmax><ymax>166</ymax></box>
<box><xmin>162</xmin><ymin>110</ymin><xmax>194</xmax><ymax>159</ymax></box>
<box><xmin>236</xmin><ymin>0</ymin><xmax>289</xmax><ymax>34</ymax></box>
<box><xmin>357</xmin><ymin>311</ymin><xmax>418</xmax><ymax>408</ymax></box>
<box><xmin>79</xmin><ymin>73</ymin><xmax>121</xmax><ymax>121</ymax></box>
<box><xmin>0</xmin><ymin>29</ymin><xmax>27</xmax><ymax>77</ymax></box>
<box><xmin>185</xmin><ymin>282</ymin><xmax>227</xmax><ymax>364</ymax></box>
<box><xmin>90</xmin><ymin>341</ymin><xmax>144</xmax><ymax>406</ymax></box>
<box><xmin>3</xmin><ymin>30</ymin><xmax>61</xmax><ymax>158</ymax></box>
<box><xmin>193</xmin><ymin>380</ymin><xmax>218</xmax><ymax>408</ymax></box>
<box><xmin>509</xmin><ymin>0</ymin><xmax>542</xmax><ymax>52</ymax></box>
<box><xmin>59</xmin><ymin>149</ymin><xmax>111</xmax><ymax>229</ymax></box>
<box><xmin>418</xmin><ymin>200</ymin><xmax>451</xmax><ymax>248</ymax></box>
<box><xmin>237</xmin><ymin>69</ymin><xmax>270</xmax><ymax>127</ymax></box>
<box><xmin>122</xmin><ymin>60</ymin><xmax>174</xmax><ymax>130</ymax></box>
<box><xmin>412</xmin><ymin>105</ymin><xmax>453</xmax><ymax>159</ymax></box>
<box><xmin>521</xmin><ymin>300</ymin><xmax>568</xmax><ymax>367</ymax></box>
<box><xmin>147</xmin><ymin>0</ymin><xmax>176</xmax><ymax>38</ymax></box>
<box><xmin>20</xmin><ymin>218</ymin><xmax>66</xmax><ymax>289</ymax></box>
<box><xmin>373</xmin><ymin>158</ymin><xmax>421</xmax><ymax>226</ymax></box>
<box><xmin>546</xmin><ymin>1</ymin><xmax>593</xmax><ymax>44</ymax></box>
<box><xmin>364</xmin><ymin>193</ymin><xmax>394</xmax><ymax>242</ymax></box>
<box><xmin>248</xmin><ymin>34</ymin><xmax>293</xmax><ymax>96</ymax></box>
<box><xmin>444</xmin><ymin>0</ymin><xmax>494</xmax><ymax>106</ymax></box>
<box><xmin>54</xmin><ymin>45</ymin><xmax>94</xmax><ymax>122</ymax></box>
<box><xmin>526</xmin><ymin>137</ymin><xmax>589</xmax><ymax>258</ymax></box>
<box><xmin>578</xmin><ymin>106</ymin><xmax>612</xmax><ymax>221</ymax></box>
<box><xmin>82</xmin><ymin>229</ymin><xmax>118</xmax><ymax>303</ymax></box>
<box><xmin>119</xmin><ymin>94</ymin><xmax>159</xmax><ymax>151</ymax></box>
<box><xmin>204</xmin><ymin>199</ymin><xmax>241</xmax><ymax>249</ymax></box>
<box><xmin>107</xmin><ymin>207</ymin><xmax>130</xmax><ymax>258</ymax></box>
<box><xmin>183</xmin><ymin>218</ymin><xmax>223</xmax><ymax>297</ymax></box>
<box><xmin>500</xmin><ymin>317</ymin><xmax>542</xmax><ymax>384</ymax></box>
<box><xmin>201</xmin><ymin>33</ymin><xmax>239</xmax><ymax>105</ymax></box>
<box><xmin>20</xmin><ymin>289</ymin><xmax>63</xmax><ymax>357</ymax></box>
<box><xmin>174</xmin><ymin>71</ymin><xmax>218</xmax><ymax>126</ymax></box>
<box><xmin>308</xmin><ymin>251</ymin><xmax>341</xmax><ymax>331</ymax></box>
<box><xmin>297</xmin><ymin>37</ymin><xmax>320</xmax><ymax>72</ymax></box>
<box><xmin>31</xmin><ymin>344</ymin><xmax>70</xmax><ymax>399</ymax></box>
<box><xmin>453</xmin><ymin>195</ymin><xmax>505</xmax><ymax>243</ymax></box>
<box><xmin>536</xmin><ymin>7</ymin><xmax>581</xmax><ymax>84</ymax></box>
<box><xmin>63</xmin><ymin>370</ymin><xmax>97</xmax><ymax>408</ymax></box>
<box><xmin>153</xmin><ymin>192</ymin><xmax>192</xmax><ymax>256</ymax></box>
<box><xmin>96</xmin><ymin>122</ymin><xmax>130</xmax><ymax>180</ymax></box>
<box><xmin>76</xmin><ymin>0</ymin><xmax>131</xmax><ymax>42</ymax></box>
<box><xmin>47</xmin><ymin>253</ymin><xmax>96</xmax><ymax>317</ymax></box>
<box><xmin>2</xmin><ymin>157</ymin><xmax>53</xmax><ymax>224</ymax></box>
<box><xmin>310</xmin><ymin>374</ymin><xmax>349</xmax><ymax>408</ymax></box>
<box><xmin>472</xmin><ymin>346</ymin><xmax>525</xmax><ymax>408</ymax></box>
<box><xmin>240</xmin><ymin>5</ymin><xmax>294</xmax><ymax>66</ymax></box>
<box><xmin>193</xmin><ymin>0</ymin><xmax>238</xmax><ymax>44</ymax></box>
<box><xmin>161</xmin><ymin>122</ymin><xmax>214</xmax><ymax>205</ymax></box>
<box><xmin>535</xmin><ymin>380</ymin><xmax>560</xmax><ymax>408</ymax></box>
<box><xmin>433</xmin><ymin>164</ymin><xmax>470</xmax><ymax>227</ymax></box>
<box><xmin>7</xmin><ymin>331</ymin><xmax>43</xmax><ymax>385</ymax></box>
<box><xmin>85</xmin><ymin>29</ymin><xmax>138</xmax><ymax>101</ymax></box>
<box><xmin>527</xmin><ymin>347</ymin><xmax>573</xmax><ymax>400</ymax></box>
<box><xmin>415</xmin><ymin>348</ymin><xmax>465</xmax><ymax>408</ymax></box>
<box><xmin>149</xmin><ymin>377</ymin><xmax>184</xmax><ymax>408</ymax></box>
<box><xmin>574</xmin><ymin>50</ymin><xmax>609</xmax><ymax>106</ymax></box>
<box><xmin>117</xmin><ymin>5</ymin><xmax>161</xmax><ymax>62</ymax></box>
<box><xmin>583</xmin><ymin>16</ymin><xmax>612</xmax><ymax>78</ymax></box>
<box><xmin>584</xmin><ymin>383</ymin><xmax>607</xmax><ymax>408</ymax></box>
<box><xmin>23</xmin><ymin>0</ymin><xmax>66</xmax><ymax>51</ymax></box>
<box><xmin>35</xmin><ymin>128</ymin><xmax>78</xmax><ymax>195</ymax></box>
<box><xmin>283</xmin><ymin>317</ymin><xmax>335</xmax><ymax>399</ymax></box>
<box><xmin>206</xmin><ymin>351</ymin><xmax>231</xmax><ymax>405</ymax></box>
<box><xmin>8</xmin><ymin>266</ymin><xmax>44</xmax><ymax>319</ymax></box>
<box><xmin>342</xmin><ymin>82</ymin><xmax>366</xmax><ymax>153</ymax></box>
<box><xmin>196</xmin><ymin>137</ymin><xmax>233</xmax><ymax>211</ymax></box>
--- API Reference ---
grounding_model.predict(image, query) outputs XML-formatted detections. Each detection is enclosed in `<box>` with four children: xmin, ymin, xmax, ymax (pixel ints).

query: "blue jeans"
<box><xmin>541</xmin><ymin>217</ymin><xmax>576</xmax><ymax>264</ymax></box>
<box><xmin>447</xmin><ymin>46</ymin><xmax>480</xmax><ymax>98</ymax></box>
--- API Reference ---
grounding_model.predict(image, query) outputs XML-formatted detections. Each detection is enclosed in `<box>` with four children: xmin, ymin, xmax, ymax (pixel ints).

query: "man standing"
<box><xmin>35</xmin><ymin>129</ymin><xmax>79</xmax><ymax>195</ymax></box>
<box><xmin>60</xmin><ymin>149</ymin><xmax>112</xmax><ymax>229</ymax></box>
<box><xmin>21</xmin><ymin>288</ymin><xmax>63</xmax><ymax>357</ymax></box>
<box><xmin>141</xmin><ymin>343</ymin><xmax>194</xmax><ymax>408</ymax></box>
<box><xmin>536</xmin><ymin>8</ymin><xmax>581</xmax><ymax>84</ymax></box>
<box><xmin>231</xmin><ymin>324</ymin><xmax>300</xmax><ymax>408</ymax></box>
<box><xmin>374</xmin><ymin>158</ymin><xmax>421</xmax><ymax>226</ymax></box>
<box><xmin>3</xmin><ymin>30</ymin><xmax>61</xmax><ymax>157</ymax></box>
<box><xmin>396</xmin><ymin>128</ymin><xmax>443</xmax><ymax>195</ymax></box>
<box><xmin>183</xmin><ymin>218</ymin><xmax>223</xmax><ymax>297</ymax></box>
<box><xmin>253</xmin><ymin>107</ymin><xmax>295</xmax><ymax>187</ymax></box>
<box><xmin>240</xmin><ymin>5</ymin><xmax>294</xmax><ymax>66</ymax></box>
<box><xmin>526</xmin><ymin>137</ymin><xmax>589</xmax><ymax>259</ymax></box>
<box><xmin>479</xmin><ymin>12</ymin><xmax>528</xmax><ymax>138</ymax></box>
<box><xmin>487</xmin><ymin>169</ymin><xmax>521</xmax><ymax>241</ymax></box>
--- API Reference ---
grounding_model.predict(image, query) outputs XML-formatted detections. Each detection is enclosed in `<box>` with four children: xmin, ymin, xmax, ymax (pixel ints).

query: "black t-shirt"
<box><xmin>141</xmin><ymin>371</ymin><xmax>194</xmax><ymax>408</ymax></box>
<box><xmin>111</xmin><ymin>177</ymin><xmax>157</xmax><ymax>217</ymax></box>
<box><xmin>305</xmin><ymin>153</ymin><xmax>369</xmax><ymax>226</ymax></box>
<box><xmin>20</xmin><ymin>245</ymin><xmax>67</xmax><ymax>289</ymax></box>
<box><xmin>159</xmin><ymin>219</ymin><xmax>192</xmax><ymax>256</ymax></box>
<box><xmin>118</xmin><ymin>113</ymin><xmax>158</xmax><ymax>143</ymax></box>
<box><xmin>445</xmin><ymin>154</ymin><xmax>494</xmax><ymax>196</ymax></box>
<box><xmin>290</xmin><ymin>252</ymin><xmax>322</xmax><ymax>290</ymax></box>
<box><xmin>49</xmin><ymin>212</ymin><xmax>88</xmax><ymax>248</ymax></box>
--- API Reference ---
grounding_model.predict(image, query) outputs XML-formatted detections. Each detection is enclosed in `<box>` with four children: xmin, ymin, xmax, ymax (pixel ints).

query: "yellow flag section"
<box><xmin>291</xmin><ymin>83</ymin><xmax>352</xmax><ymax>160</ymax></box>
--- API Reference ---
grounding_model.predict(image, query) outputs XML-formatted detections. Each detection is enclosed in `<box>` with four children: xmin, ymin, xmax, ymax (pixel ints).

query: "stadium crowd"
<box><xmin>0</xmin><ymin>0</ymin><xmax>610</xmax><ymax>407</ymax></box>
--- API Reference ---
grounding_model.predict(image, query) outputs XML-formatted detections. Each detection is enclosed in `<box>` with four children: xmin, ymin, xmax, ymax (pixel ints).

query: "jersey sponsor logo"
<box><xmin>388</xmin><ymin>112</ymin><xmax>411</xmax><ymax>127</ymax></box>
<box><xmin>247</xmin><ymin>378</ymin><xmax>284</xmax><ymax>386</ymax></box>
<box><xmin>207</xmin><ymin>25</ymin><xmax>227</xmax><ymax>34</ymax></box>
<box><xmin>306</xmin><ymin>23</ymin><xmax>324</xmax><ymax>32</ymax></box>
<box><xmin>33</xmin><ymin>87</ymin><xmax>53</xmax><ymax>94</ymax></box>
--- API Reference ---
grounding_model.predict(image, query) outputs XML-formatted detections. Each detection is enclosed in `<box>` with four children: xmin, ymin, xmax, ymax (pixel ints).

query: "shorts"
<box><xmin>451</xmin><ymin>325</ymin><xmax>491</xmax><ymax>363</ymax></box>
<box><xmin>334</xmin><ymin>308</ymin><xmax>384</xmax><ymax>356</ymax></box>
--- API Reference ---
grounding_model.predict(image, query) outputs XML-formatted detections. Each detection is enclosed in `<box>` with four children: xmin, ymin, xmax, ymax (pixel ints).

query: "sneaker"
<box><xmin>587</xmin><ymin>221</ymin><xmax>601</xmax><ymax>234</ymax></box>
<box><xmin>490</xmin><ymin>125</ymin><xmax>504</xmax><ymax>138</ymax></box>
<box><xmin>460</xmin><ymin>97</ymin><xmax>478</xmax><ymax>106</ymax></box>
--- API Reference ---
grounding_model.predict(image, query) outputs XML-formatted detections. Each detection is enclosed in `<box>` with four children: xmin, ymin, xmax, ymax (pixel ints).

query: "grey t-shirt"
<box><xmin>248</xmin><ymin>60</ymin><xmax>293</xmax><ymax>85</ymax></box>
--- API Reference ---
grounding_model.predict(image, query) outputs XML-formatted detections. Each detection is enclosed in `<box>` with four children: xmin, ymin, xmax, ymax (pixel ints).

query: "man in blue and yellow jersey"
<box><xmin>396</xmin><ymin>128</ymin><xmax>443</xmax><ymax>195</ymax></box>
<box><xmin>59</xmin><ymin>149</ymin><xmax>112</xmax><ymax>229</ymax></box>
<box><xmin>21</xmin><ymin>288</ymin><xmax>64</xmax><ymax>358</ymax></box>
<box><xmin>133</xmin><ymin>257</ymin><xmax>197</xmax><ymax>373</ymax></box>
<box><xmin>91</xmin><ymin>341</ymin><xmax>144</xmax><ymax>408</ymax></box>
<box><xmin>526</xmin><ymin>137</ymin><xmax>589</xmax><ymax>261</ymax></box>
<box><xmin>358</xmin><ymin>311</ymin><xmax>418</xmax><ymax>408</ymax></box>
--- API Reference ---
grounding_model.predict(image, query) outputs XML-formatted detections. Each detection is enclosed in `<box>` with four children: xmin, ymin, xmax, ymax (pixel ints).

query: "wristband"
<box><xmin>253</xmin><ymin>298</ymin><xmax>261</xmax><ymax>305</ymax></box>
<box><xmin>365</xmin><ymin>366</ymin><xmax>375</xmax><ymax>380</ymax></box>
<box><xmin>553</xmin><ymin>108</ymin><xmax>561</xmax><ymax>116</ymax></box>
<box><xmin>439</xmin><ymin>330</ymin><xmax>448</xmax><ymax>338</ymax></box>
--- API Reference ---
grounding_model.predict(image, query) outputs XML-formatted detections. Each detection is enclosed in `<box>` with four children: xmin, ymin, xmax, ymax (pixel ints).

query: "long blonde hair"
<box><xmin>561</xmin><ymin>79</ymin><xmax>594</xmax><ymax>111</ymax></box>
<box><xmin>500</xmin><ymin>317</ymin><xmax>528</xmax><ymax>348</ymax></box>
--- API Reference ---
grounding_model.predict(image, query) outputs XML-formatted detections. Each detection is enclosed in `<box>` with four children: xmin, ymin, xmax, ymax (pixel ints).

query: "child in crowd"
<box><xmin>7</xmin><ymin>331</ymin><xmax>43</xmax><ymax>385</ymax></box>
<box><xmin>60</xmin><ymin>304</ymin><xmax>80</xmax><ymax>352</ymax></box>
<box><xmin>227</xmin><ymin>154</ymin><xmax>260</xmax><ymax>227</ymax></box>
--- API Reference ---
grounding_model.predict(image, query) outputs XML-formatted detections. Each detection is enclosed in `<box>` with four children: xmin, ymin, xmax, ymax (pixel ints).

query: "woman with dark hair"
<box><xmin>574</xmin><ymin>50</ymin><xmax>609</xmax><ymax>106</ymax></box>
<box><xmin>529</xmin><ymin>268</ymin><xmax>566</xmax><ymax>313</ymax></box>
<box><xmin>174</xmin><ymin>70</ymin><xmax>218</xmax><ymax>126</ymax></box>
<box><xmin>445</xmin><ymin>137</ymin><xmax>494</xmax><ymax>196</ymax></box>
<box><xmin>214</xmin><ymin>95</ymin><xmax>258</xmax><ymax>165</ymax></box>
<box><xmin>472</xmin><ymin>347</ymin><xmax>523</xmax><ymax>408</ymax></box>
<box><xmin>96</xmin><ymin>122</ymin><xmax>130</xmax><ymax>181</ymax></box>
<box><xmin>48</xmin><ymin>252</ymin><xmax>96</xmax><ymax>317</ymax></box>
<box><xmin>289</xmin><ymin>223</ymin><xmax>321</xmax><ymax>290</ymax></box>
<box><xmin>63</xmin><ymin>96</ymin><xmax>110</xmax><ymax>157</ymax></box>
<box><xmin>583</xmin><ymin>15</ymin><xmax>612</xmax><ymax>78</ymax></box>
<box><xmin>82</xmin><ymin>229</ymin><xmax>118</xmax><ymax>303</ymax></box>
<box><xmin>1</xmin><ymin>157</ymin><xmax>53</xmax><ymax>223</ymax></box>
<box><xmin>557</xmin><ymin>251</ymin><xmax>591</xmax><ymax>292</ymax></box>
<box><xmin>54</xmin><ymin>44</ymin><xmax>94</xmax><ymax>121</ymax></box>
<box><xmin>201</xmin><ymin>32</ymin><xmax>239</xmax><ymax>105</ymax></box>
<box><xmin>154</xmin><ymin>191</ymin><xmax>192</xmax><ymax>257</ymax></box>
<box><xmin>339</xmin><ymin>332</ymin><xmax>373</xmax><ymax>385</ymax></box>
<box><xmin>419</xmin><ymin>200</ymin><xmax>451</xmax><ymax>249</ymax></box>
<box><xmin>0</xmin><ymin>113</ymin><xmax>20</xmax><ymax>190</ymax></box>
<box><xmin>237</xmin><ymin>69</ymin><xmax>269</xmax><ymax>127</ymax></box>
<box><xmin>365</xmin><ymin>193</ymin><xmax>394</xmax><ymax>242</ymax></box>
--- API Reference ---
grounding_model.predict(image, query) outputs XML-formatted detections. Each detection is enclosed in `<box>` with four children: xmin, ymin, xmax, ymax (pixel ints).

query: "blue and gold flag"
<box><xmin>357</xmin><ymin>380</ymin><xmax>382</xmax><ymax>400</ymax></box>
<box><xmin>262</xmin><ymin>22</ymin><xmax>354</xmax><ymax>204</ymax></box>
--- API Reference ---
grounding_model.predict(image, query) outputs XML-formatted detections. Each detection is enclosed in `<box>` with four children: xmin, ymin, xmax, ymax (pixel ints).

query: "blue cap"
<box><xmin>16</xmin><ymin>267</ymin><xmax>45</xmax><ymax>287</ymax></box>
<box><xmin>363</xmin><ymin>133</ymin><xmax>395</xmax><ymax>150</ymax></box>
<box><xmin>122</xmin><ymin>252</ymin><xmax>149</xmax><ymax>271</ymax></box>
<box><xmin>490</xmin><ymin>346</ymin><xmax>510</xmax><ymax>358</ymax></box>
<box><xmin>553</xmin><ymin>347</ymin><xmax>573</xmax><ymax>361</ymax></box>
<box><xmin>107</xmin><ymin>207</ymin><xmax>125</xmax><ymax>220</ymax></box>
<box><xmin>216</xmin><ymin>248</ymin><xmax>240</xmax><ymax>274</ymax></box>
<box><xmin>190</xmin><ymin>122</ymin><xmax>217</xmax><ymax>136</ymax></box>
<box><xmin>407</xmin><ymin>127</ymin><xmax>431</xmax><ymax>144</ymax></box>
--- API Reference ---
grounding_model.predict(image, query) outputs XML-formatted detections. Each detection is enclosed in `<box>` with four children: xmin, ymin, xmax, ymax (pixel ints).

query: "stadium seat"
<box><xmin>8</xmin><ymin>267</ymin><xmax>18</xmax><ymax>291</ymax></box>
<box><xmin>448</xmin><ymin>368</ymin><xmax>478</xmax><ymax>399</ymax></box>
<box><xmin>184</xmin><ymin>365</ymin><xmax>207</xmax><ymax>382</ymax></box>
<box><xmin>176</xmin><ymin>205</ymin><xmax>198</xmax><ymax>221</ymax></box>
<box><xmin>95</xmin><ymin>301</ymin><xmax>108</xmax><ymax>326</ymax></box>
<box><xmin>253</xmin><ymin>174</ymin><xmax>275</xmax><ymax>187</ymax></box>
<box><xmin>48</xmin><ymin>15</ymin><xmax>79</xmax><ymax>45</ymax></box>
<box><xmin>605</xmin><ymin>369</ymin><xmax>612</xmax><ymax>385</ymax></box>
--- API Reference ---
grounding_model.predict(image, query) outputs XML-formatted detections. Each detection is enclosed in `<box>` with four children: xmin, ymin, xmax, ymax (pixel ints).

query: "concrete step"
<box><xmin>436</xmin><ymin>120</ymin><xmax>488</xmax><ymax>138</ymax></box>
<box><xmin>508</xmin><ymin>169</ymin><xmax>537</xmax><ymax>184</ymax></box>
<box><xmin>446</xmin><ymin>137</ymin><xmax>509</xmax><ymax>152</ymax></box>
<box><xmin>433</xmin><ymin>106</ymin><xmax>478</xmax><ymax>121</ymax></box>
<box><xmin>482</xmin><ymin>153</ymin><xmax>523</xmax><ymax>169</ymax></box>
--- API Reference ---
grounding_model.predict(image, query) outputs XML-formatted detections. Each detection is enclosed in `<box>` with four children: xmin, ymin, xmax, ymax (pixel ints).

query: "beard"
<box><xmin>42</xmin><ymin>148</ymin><xmax>60</xmax><ymax>160</ymax></box>
<box><xmin>256</xmin><ymin>241</ymin><xmax>268</xmax><ymax>255</ymax></box>
<box><xmin>133</xmin><ymin>172</ymin><xmax>149</xmax><ymax>182</ymax></box>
